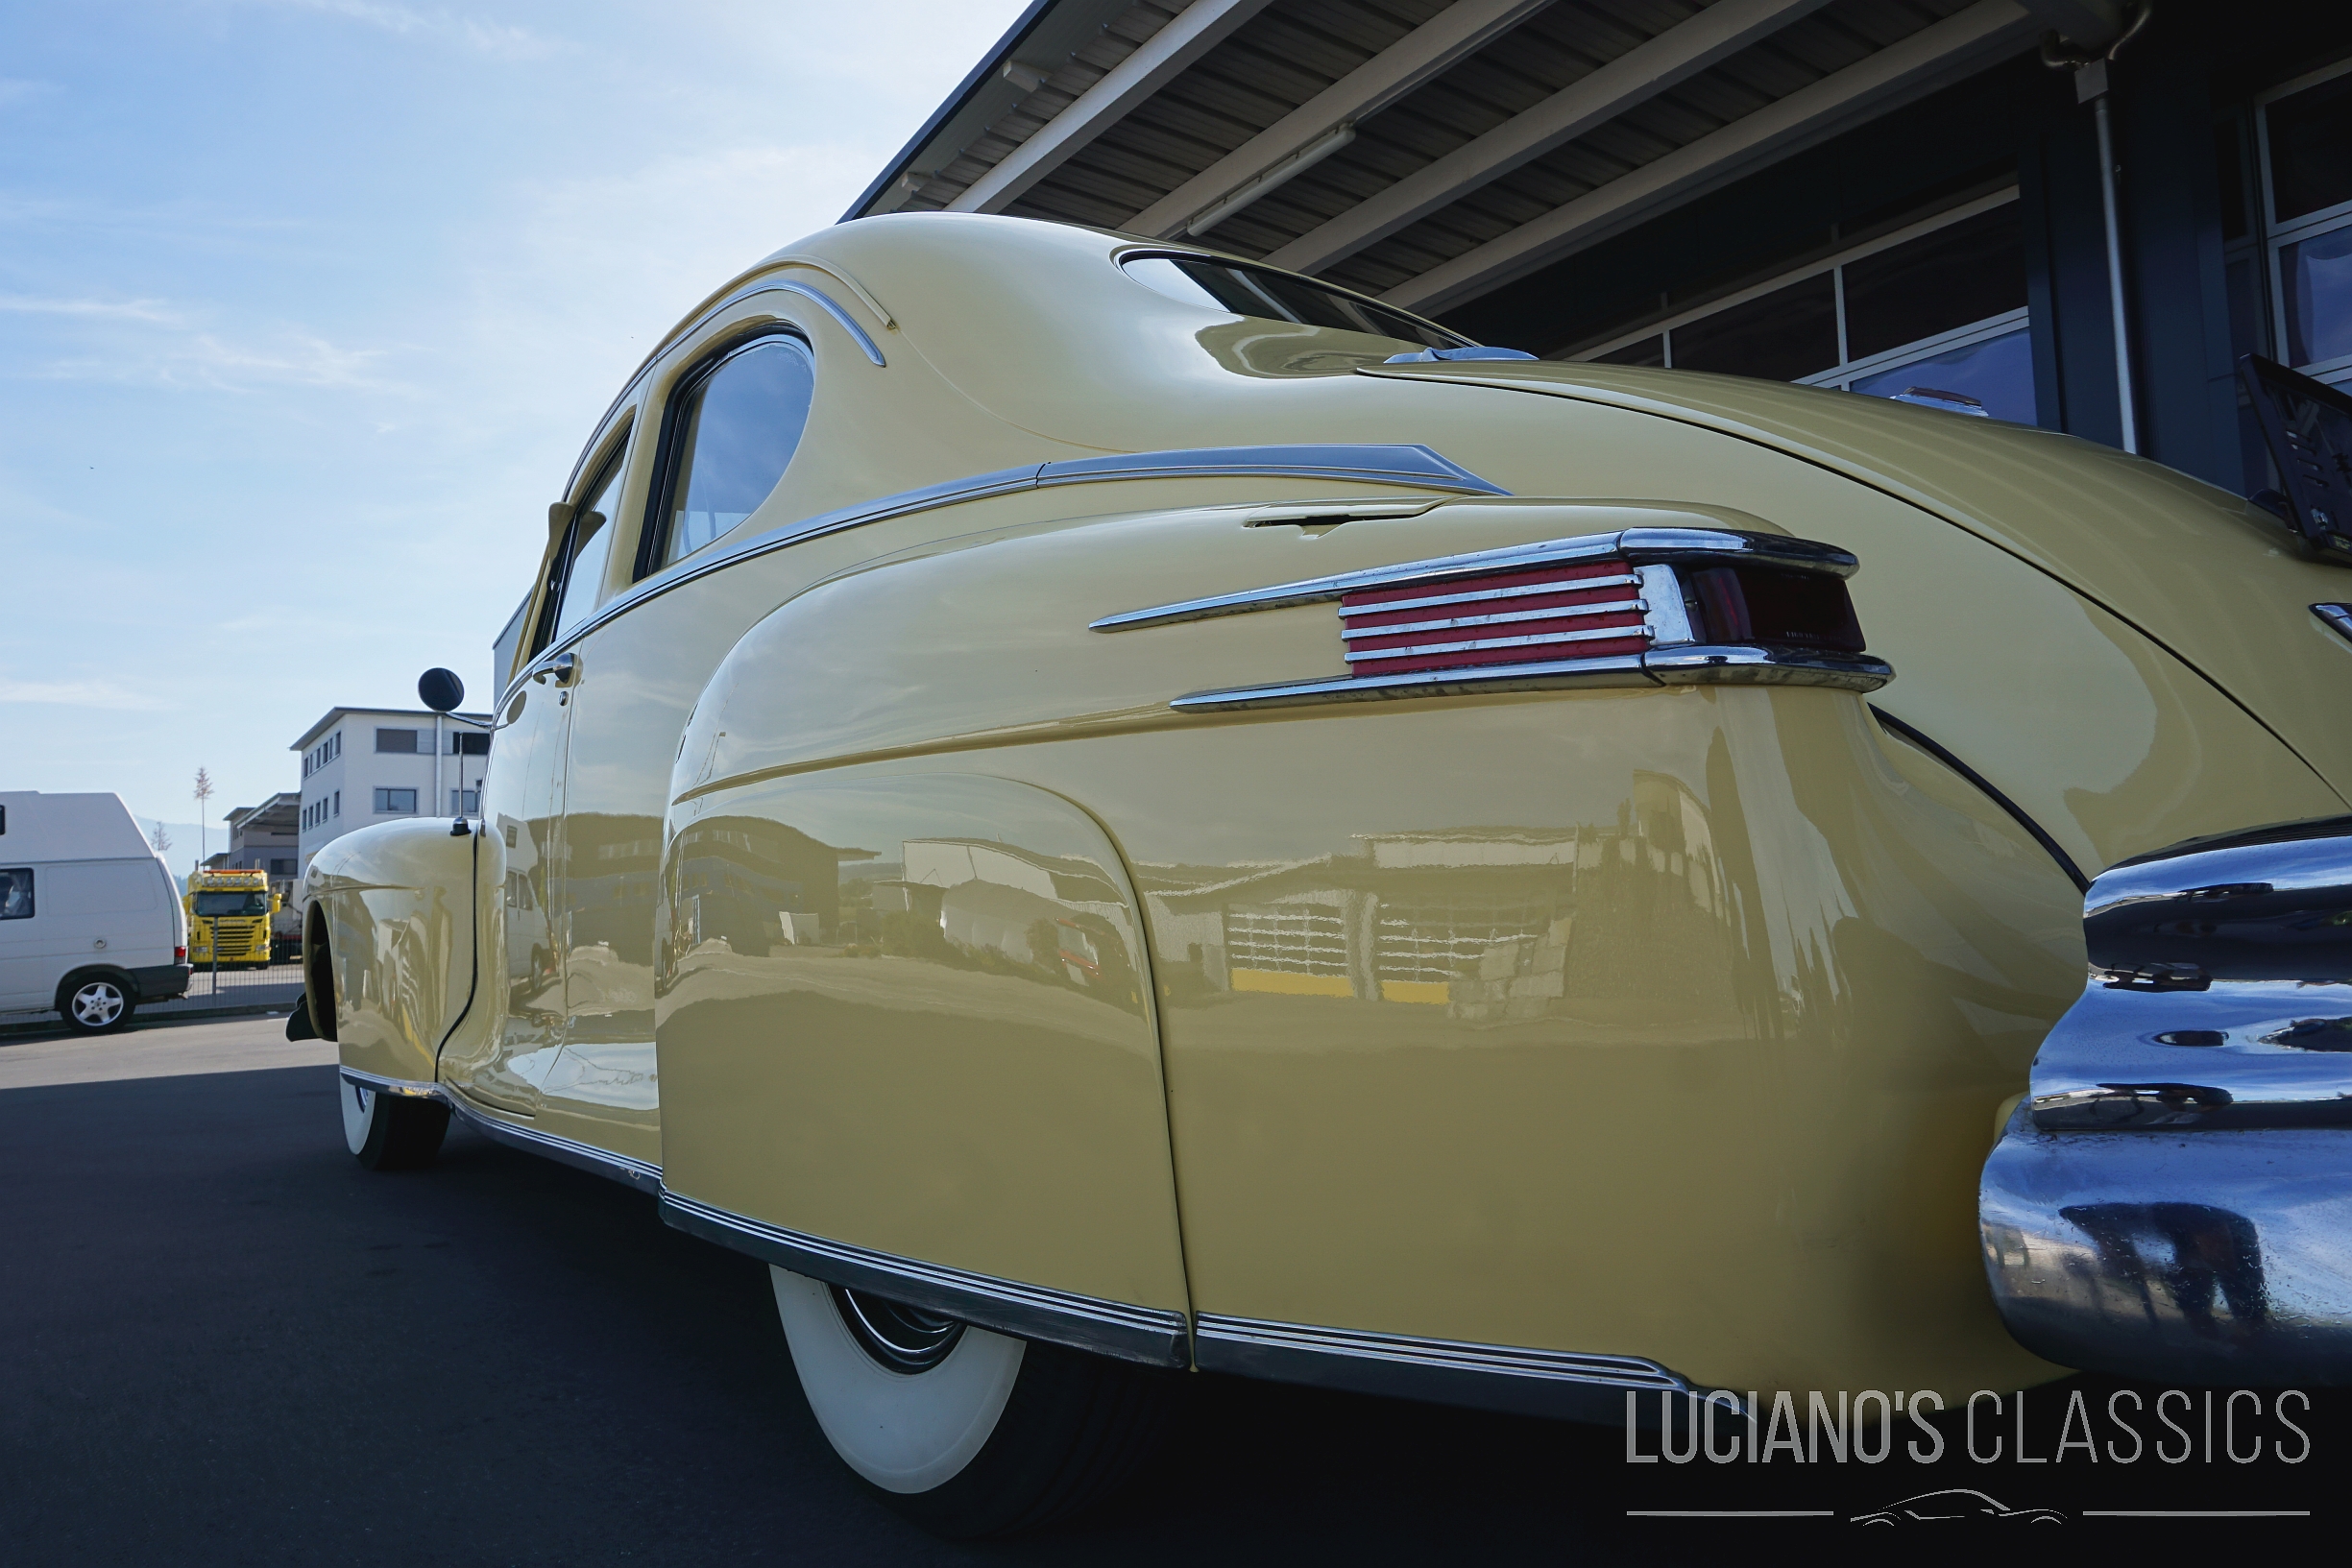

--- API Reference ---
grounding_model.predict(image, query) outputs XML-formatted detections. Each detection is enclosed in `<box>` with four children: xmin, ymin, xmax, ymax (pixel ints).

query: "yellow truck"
<box><xmin>185</xmin><ymin>868</ymin><xmax>279</xmax><ymax>968</ymax></box>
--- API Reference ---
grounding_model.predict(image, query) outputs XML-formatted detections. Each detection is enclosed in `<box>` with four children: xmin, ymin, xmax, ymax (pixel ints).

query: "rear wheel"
<box><xmin>61</xmin><ymin>977</ymin><xmax>133</xmax><ymax>1035</ymax></box>
<box><xmin>340</xmin><ymin>1080</ymin><xmax>450</xmax><ymax>1170</ymax></box>
<box><xmin>771</xmin><ymin>1267</ymin><xmax>1179</xmax><ymax>1538</ymax></box>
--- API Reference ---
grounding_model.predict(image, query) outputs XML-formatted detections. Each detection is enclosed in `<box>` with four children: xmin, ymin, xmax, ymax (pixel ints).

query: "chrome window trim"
<box><xmin>659</xmin><ymin>1191</ymin><xmax>1190</xmax><ymax>1369</ymax></box>
<box><xmin>1192</xmin><ymin>1314</ymin><xmax>1698</xmax><ymax>1425</ymax></box>
<box><xmin>502</xmin><ymin>444</ymin><xmax>1510</xmax><ymax>705</ymax></box>
<box><xmin>561</xmin><ymin>278</ymin><xmax>884</xmax><ymax>499</ymax></box>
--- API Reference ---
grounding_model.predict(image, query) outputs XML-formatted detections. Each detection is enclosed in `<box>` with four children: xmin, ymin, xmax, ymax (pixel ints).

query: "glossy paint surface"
<box><xmin>309</xmin><ymin>816</ymin><xmax>488</xmax><ymax>1089</ymax></box>
<box><xmin>388</xmin><ymin>212</ymin><xmax>2352</xmax><ymax>1398</ymax></box>
<box><xmin>658</xmin><ymin>773</ymin><xmax>1187</xmax><ymax>1314</ymax></box>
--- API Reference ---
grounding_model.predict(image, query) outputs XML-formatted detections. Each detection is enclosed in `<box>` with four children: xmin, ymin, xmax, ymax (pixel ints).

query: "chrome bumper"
<box><xmin>1980</xmin><ymin>815</ymin><xmax>2352</xmax><ymax>1386</ymax></box>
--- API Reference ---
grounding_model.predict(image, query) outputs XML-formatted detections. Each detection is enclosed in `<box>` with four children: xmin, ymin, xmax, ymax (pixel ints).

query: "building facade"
<box><xmin>291</xmin><ymin>706</ymin><xmax>493</xmax><ymax>873</ymax></box>
<box><xmin>852</xmin><ymin>0</ymin><xmax>2352</xmax><ymax>495</ymax></box>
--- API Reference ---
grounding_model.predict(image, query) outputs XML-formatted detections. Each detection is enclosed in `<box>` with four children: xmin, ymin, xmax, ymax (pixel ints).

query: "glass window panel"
<box><xmin>1121</xmin><ymin>254</ymin><xmax>1470</xmax><ymax>349</ymax></box>
<box><xmin>553</xmin><ymin>453</ymin><xmax>623</xmax><ymax>640</ymax></box>
<box><xmin>2283</xmin><ymin>225</ymin><xmax>2352</xmax><ymax>367</ymax></box>
<box><xmin>1850</xmin><ymin>326</ymin><xmax>2036</xmax><ymax>424</ymax></box>
<box><xmin>2266</xmin><ymin>72</ymin><xmax>2352</xmax><ymax>225</ymax></box>
<box><xmin>1</xmin><ymin>868</ymin><xmax>32</xmax><ymax>920</ymax></box>
<box><xmin>1670</xmin><ymin>273</ymin><xmax>1838</xmax><ymax>382</ymax></box>
<box><xmin>661</xmin><ymin>336</ymin><xmax>815</xmax><ymax>568</ymax></box>
<box><xmin>1842</xmin><ymin>204</ymin><xmax>2026</xmax><ymax>362</ymax></box>
<box><xmin>1592</xmin><ymin>336</ymin><xmax>1665</xmax><ymax>367</ymax></box>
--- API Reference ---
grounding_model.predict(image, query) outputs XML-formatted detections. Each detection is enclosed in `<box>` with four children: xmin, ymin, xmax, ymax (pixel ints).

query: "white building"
<box><xmin>291</xmin><ymin>706</ymin><xmax>493</xmax><ymax>873</ymax></box>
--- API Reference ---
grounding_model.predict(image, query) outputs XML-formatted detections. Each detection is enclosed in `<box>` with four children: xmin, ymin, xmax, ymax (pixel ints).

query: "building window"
<box><xmin>375</xmin><ymin>788</ymin><xmax>418</xmax><ymax>814</ymax></box>
<box><xmin>2258</xmin><ymin>60</ymin><xmax>2352</xmax><ymax>383</ymax></box>
<box><xmin>1577</xmin><ymin>196</ymin><xmax>2034</xmax><ymax>422</ymax></box>
<box><xmin>333</xmin><ymin>791</ymin><xmax>341</xmax><ymax>817</ymax></box>
<box><xmin>1</xmin><ymin>867</ymin><xmax>32</xmax><ymax>920</ymax></box>
<box><xmin>449</xmin><ymin>731</ymin><xmax>490</xmax><ymax>756</ymax></box>
<box><xmin>376</xmin><ymin>728</ymin><xmax>419</xmax><ymax>754</ymax></box>
<box><xmin>450</xmin><ymin>788</ymin><xmax>480</xmax><ymax>814</ymax></box>
<box><xmin>270</xmin><ymin>857</ymin><xmax>295</xmax><ymax>876</ymax></box>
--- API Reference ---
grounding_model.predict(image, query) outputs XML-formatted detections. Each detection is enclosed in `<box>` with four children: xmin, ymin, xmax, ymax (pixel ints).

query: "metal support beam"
<box><xmin>1128</xmin><ymin>0</ymin><xmax>1554</xmax><ymax>240</ymax></box>
<box><xmin>946</xmin><ymin>0</ymin><xmax>1276</xmax><ymax>216</ymax></box>
<box><xmin>1263</xmin><ymin>0</ymin><xmax>1836</xmax><ymax>278</ymax></box>
<box><xmin>1385</xmin><ymin>0</ymin><xmax>2039</xmax><ymax>315</ymax></box>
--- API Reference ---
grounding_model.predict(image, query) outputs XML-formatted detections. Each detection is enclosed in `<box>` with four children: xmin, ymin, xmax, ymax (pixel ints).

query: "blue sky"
<box><xmin>0</xmin><ymin>0</ymin><xmax>1025</xmax><ymax>858</ymax></box>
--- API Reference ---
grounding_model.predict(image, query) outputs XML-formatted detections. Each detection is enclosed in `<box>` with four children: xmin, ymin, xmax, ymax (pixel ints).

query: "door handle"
<box><xmin>531</xmin><ymin>651</ymin><xmax>580</xmax><ymax>688</ymax></box>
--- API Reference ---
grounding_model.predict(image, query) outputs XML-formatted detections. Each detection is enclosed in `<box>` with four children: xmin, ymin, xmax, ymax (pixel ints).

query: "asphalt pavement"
<box><xmin>1</xmin><ymin>1014</ymin><xmax>2339</xmax><ymax>1564</ymax></box>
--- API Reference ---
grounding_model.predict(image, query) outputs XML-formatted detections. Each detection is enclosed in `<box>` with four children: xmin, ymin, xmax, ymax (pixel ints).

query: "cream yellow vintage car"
<box><xmin>298</xmin><ymin>212</ymin><xmax>2352</xmax><ymax>1535</ymax></box>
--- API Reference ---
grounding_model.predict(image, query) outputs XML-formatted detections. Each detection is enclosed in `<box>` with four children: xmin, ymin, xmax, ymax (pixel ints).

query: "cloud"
<box><xmin>262</xmin><ymin>0</ymin><xmax>554</xmax><ymax>59</ymax></box>
<box><xmin>0</xmin><ymin>676</ymin><xmax>171</xmax><ymax>712</ymax></box>
<box><xmin>0</xmin><ymin>294</ymin><xmax>180</xmax><ymax>323</ymax></box>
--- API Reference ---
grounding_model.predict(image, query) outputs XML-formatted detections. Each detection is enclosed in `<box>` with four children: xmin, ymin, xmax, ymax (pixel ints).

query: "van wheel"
<box><xmin>62</xmin><ymin>977</ymin><xmax>133</xmax><ymax>1035</ymax></box>
<box><xmin>769</xmin><ymin>1267</ymin><xmax>1179</xmax><ymax>1538</ymax></box>
<box><xmin>340</xmin><ymin>1080</ymin><xmax>451</xmax><ymax>1170</ymax></box>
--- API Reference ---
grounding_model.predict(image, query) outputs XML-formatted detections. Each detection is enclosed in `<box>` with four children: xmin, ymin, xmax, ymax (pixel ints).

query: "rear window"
<box><xmin>1121</xmin><ymin>253</ymin><xmax>1471</xmax><ymax>349</ymax></box>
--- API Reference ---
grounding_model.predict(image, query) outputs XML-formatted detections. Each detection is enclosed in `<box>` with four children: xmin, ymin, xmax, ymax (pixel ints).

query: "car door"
<box><xmin>531</xmin><ymin>330</ymin><xmax>817</xmax><ymax>1165</ymax></box>
<box><xmin>444</xmin><ymin>433</ymin><xmax>629</xmax><ymax>1113</ymax></box>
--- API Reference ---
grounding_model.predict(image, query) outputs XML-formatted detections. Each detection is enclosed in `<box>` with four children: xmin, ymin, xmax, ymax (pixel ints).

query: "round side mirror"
<box><xmin>418</xmin><ymin>667</ymin><xmax>466</xmax><ymax>713</ymax></box>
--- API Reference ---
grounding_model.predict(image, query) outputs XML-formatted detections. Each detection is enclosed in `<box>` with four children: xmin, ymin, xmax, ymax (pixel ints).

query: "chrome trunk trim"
<box><xmin>1192</xmin><ymin>1314</ymin><xmax>1695</xmax><ymax>1423</ymax></box>
<box><xmin>1171</xmin><ymin>644</ymin><xmax>1891</xmax><ymax>712</ymax></box>
<box><xmin>658</xmin><ymin>1191</ymin><xmax>1191</xmax><ymax>1369</ymax></box>
<box><xmin>1090</xmin><ymin>526</ymin><xmax>1855</xmax><ymax>633</ymax></box>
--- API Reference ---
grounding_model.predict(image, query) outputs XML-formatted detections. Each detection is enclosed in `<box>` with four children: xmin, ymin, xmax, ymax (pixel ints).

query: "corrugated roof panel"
<box><xmin>1325</xmin><ymin>0</ymin><xmax>1976</xmax><ymax>294</ymax></box>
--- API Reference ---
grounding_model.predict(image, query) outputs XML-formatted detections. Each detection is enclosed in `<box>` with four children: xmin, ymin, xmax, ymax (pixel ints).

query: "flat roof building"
<box><xmin>290</xmin><ymin>706</ymin><xmax>492</xmax><ymax>873</ymax></box>
<box><xmin>853</xmin><ymin>0</ymin><xmax>2351</xmax><ymax>493</ymax></box>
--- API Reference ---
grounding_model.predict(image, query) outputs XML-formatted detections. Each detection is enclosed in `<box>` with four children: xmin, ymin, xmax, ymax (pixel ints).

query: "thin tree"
<box><xmin>193</xmin><ymin>767</ymin><xmax>214</xmax><ymax>868</ymax></box>
<box><xmin>150</xmin><ymin>822</ymin><xmax>172</xmax><ymax>856</ymax></box>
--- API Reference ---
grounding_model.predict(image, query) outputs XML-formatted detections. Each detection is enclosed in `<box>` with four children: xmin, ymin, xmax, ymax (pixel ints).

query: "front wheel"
<box><xmin>340</xmin><ymin>1080</ymin><xmax>450</xmax><ymax>1170</ymax></box>
<box><xmin>770</xmin><ymin>1267</ymin><xmax>1179</xmax><ymax>1537</ymax></box>
<box><xmin>62</xmin><ymin>977</ymin><xmax>133</xmax><ymax>1034</ymax></box>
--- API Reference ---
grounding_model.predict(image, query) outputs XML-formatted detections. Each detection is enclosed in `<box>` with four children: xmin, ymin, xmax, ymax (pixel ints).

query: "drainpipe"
<box><xmin>2040</xmin><ymin>4</ymin><xmax>2152</xmax><ymax>454</ymax></box>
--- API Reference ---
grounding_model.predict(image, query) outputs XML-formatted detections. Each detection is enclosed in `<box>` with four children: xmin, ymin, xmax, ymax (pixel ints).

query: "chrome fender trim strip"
<box><xmin>507</xmin><ymin>444</ymin><xmax>1512</xmax><ymax>705</ymax></box>
<box><xmin>658</xmin><ymin>1192</ymin><xmax>1191</xmax><ymax>1369</ymax></box>
<box><xmin>1192</xmin><ymin>1314</ymin><xmax>1696</xmax><ymax>1424</ymax></box>
<box><xmin>1170</xmin><ymin>644</ymin><xmax>1892</xmax><ymax>712</ymax></box>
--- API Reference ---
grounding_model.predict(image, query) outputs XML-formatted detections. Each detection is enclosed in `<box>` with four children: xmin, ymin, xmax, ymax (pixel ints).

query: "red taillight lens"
<box><xmin>1340</xmin><ymin>558</ymin><xmax>1650</xmax><ymax>677</ymax></box>
<box><xmin>1684</xmin><ymin>565</ymin><xmax>1864</xmax><ymax>654</ymax></box>
<box><xmin>175</xmin><ymin>946</ymin><xmax>187</xmax><ymax>962</ymax></box>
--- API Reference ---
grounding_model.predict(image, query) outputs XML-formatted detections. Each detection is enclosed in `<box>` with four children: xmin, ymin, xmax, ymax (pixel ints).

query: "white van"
<box><xmin>0</xmin><ymin>791</ymin><xmax>190</xmax><ymax>1033</ymax></box>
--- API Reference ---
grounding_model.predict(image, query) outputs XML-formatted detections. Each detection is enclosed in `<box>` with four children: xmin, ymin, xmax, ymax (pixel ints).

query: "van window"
<box><xmin>1</xmin><ymin>868</ymin><xmax>30</xmax><ymax>919</ymax></box>
<box><xmin>647</xmin><ymin>332</ymin><xmax>815</xmax><ymax>572</ymax></box>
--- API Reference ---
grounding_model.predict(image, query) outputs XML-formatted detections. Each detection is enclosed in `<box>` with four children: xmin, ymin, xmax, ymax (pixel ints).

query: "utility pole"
<box><xmin>193</xmin><ymin>767</ymin><xmax>214</xmax><ymax>864</ymax></box>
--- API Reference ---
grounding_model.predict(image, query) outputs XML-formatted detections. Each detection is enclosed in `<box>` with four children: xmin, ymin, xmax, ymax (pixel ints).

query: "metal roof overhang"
<box><xmin>850</xmin><ymin>0</ymin><xmax>2049</xmax><ymax>321</ymax></box>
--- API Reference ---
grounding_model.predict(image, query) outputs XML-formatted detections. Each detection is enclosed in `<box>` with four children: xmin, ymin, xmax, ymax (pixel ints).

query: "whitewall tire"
<box><xmin>769</xmin><ymin>1266</ymin><xmax>1180</xmax><ymax>1537</ymax></box>
<box><xmin>340</xmin><ymin>1078</ymin><xmax>451</xmax><ymax>1170</ymax></box>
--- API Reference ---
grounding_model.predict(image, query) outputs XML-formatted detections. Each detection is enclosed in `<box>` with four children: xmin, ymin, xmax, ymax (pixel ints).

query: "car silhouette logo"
<box><xmin>1852</xmin><ymin>1489</ymin><xmax>2067</xmax><ymax>1525</ymax></box>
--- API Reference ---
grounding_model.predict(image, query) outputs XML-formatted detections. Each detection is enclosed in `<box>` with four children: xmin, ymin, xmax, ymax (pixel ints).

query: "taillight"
<box><xmin>1341</xmin><ymin>559</ymin><xmax>1648</xmax><ymax>676</ymax></box>
<box><xmin>175</xmin><ymin>946</ymin><xmax>187</xmax><ymax>962</ymax></box>
<box><xmin>1682</xmin><ymin>564</ymin><xmax>1866</xmax><ymax>654</ymax></box>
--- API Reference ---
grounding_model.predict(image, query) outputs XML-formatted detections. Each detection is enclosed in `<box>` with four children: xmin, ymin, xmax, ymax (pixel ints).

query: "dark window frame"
<box><xmin>1</xmin><ymin>867</ymin><xmax>32</xmax><ymax>920</ymax></box>
<box><xmin>529</xmin><ymin>431</ymin><xmax>633</xmax><ymax>661</ymax></box>
<box><xmin>633</xmin><ymin>326</ymin><xmax>815</xmax><ymax>584</ymax></box>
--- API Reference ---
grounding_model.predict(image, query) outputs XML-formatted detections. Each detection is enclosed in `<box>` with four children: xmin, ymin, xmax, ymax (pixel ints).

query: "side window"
<box><xmin>551</xmin><ymin>446</ymin><xmax>627</xmax><ymax>643</ymax></box>
<box><xmin>0</xmin><ymin>868</ymin><xmax>31</xmax><ymax>920</ymax></box>
<box><xmin>644</xmin><ymin>332</ymin><xmax>815</xmax><ymax>573</ymax></box>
